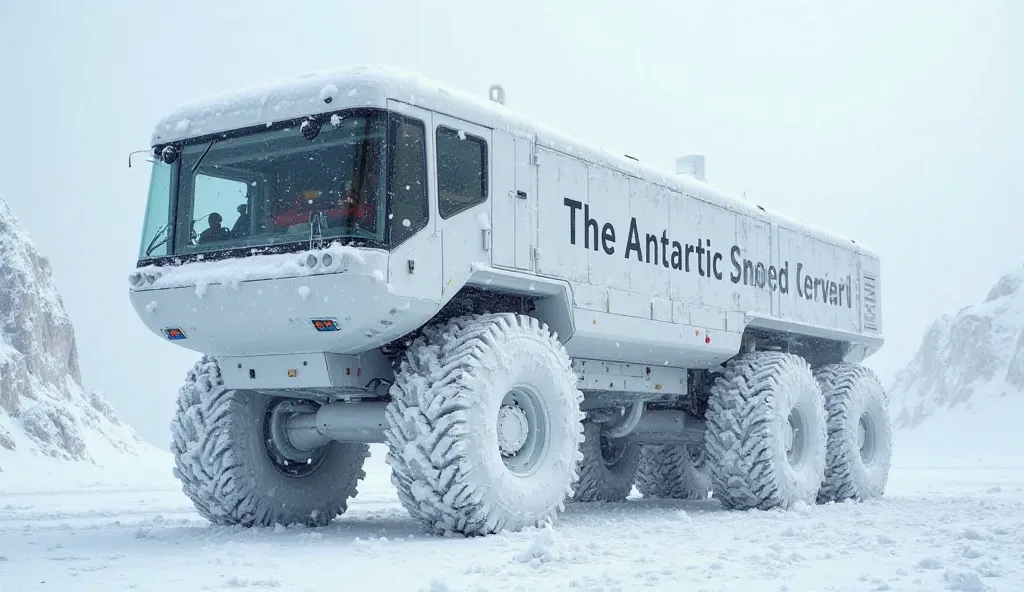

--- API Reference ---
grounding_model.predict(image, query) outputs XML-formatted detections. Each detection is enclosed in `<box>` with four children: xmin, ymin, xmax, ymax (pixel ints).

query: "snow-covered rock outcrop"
<box><xmin>0</xmin><ymin>193</ymin><xmax>162</xmax><ymax>485</ymax></box>
<box><xmin>888</xmin><ymin>264</ymin><xmax>1024</xmax><ymax>467</ymax></box>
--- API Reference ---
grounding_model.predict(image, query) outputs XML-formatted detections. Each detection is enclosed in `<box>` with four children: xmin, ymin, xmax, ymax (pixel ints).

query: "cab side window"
<box><xmin>436</xmin><ymin>125</ymin><xmax>487</xmax><ymax>219</ymax></box>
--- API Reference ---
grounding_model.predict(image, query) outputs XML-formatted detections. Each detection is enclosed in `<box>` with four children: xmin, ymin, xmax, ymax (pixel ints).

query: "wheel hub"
<box><xmin>686</xmin><ymin>443</ymin><xmax>707</xmax><ymax>469</ymax></box>
<box><xmin>858</xmin><ymin>412</ymin><xmax>878</xmax><ymax>464</ymax></box>
<box><xmin>785</xmin><ymin>407</ymin><xmax>807</xmax><ymax>468</ymax></box>
<box><xmin>599</xmin><ymin>432</ymin><xmax>627</xmax><ymax>468</ymax></box>
<box><xmin>264</xmin><ymin>399</ymin><xmax>330</xmax><ymax>478</ymax></box>
<box><xmin>497</xmin><ymin>404</ymin><xmax>530</xmax><ymax>455</ymax></box>
<box><xmin>496</xmin><ymin>386</ymin><xmax>550</xmax><ymax>478</ymax></box>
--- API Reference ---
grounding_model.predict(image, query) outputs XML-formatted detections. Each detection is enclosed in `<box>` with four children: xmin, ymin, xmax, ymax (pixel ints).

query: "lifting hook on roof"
<box><xmin>488</xmin><ymin>84</ymin><xmax>506</xmax><ymax>105</ymax></box>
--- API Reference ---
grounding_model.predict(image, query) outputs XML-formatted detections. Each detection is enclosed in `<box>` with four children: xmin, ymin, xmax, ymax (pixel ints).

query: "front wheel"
<box><xmin>170</xmin><ymin>357</ymin><xmax>369</xmax><ymax>527</ymax></box>
<box><xmin>384</xmin><ymin>313</ymin><xmax>586</xmax><ymax>536</ymax></box>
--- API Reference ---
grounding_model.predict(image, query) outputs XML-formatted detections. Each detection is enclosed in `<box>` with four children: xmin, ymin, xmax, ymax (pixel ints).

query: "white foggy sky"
<box><xmin>1</xmin><ymin>0</ymin><xmax>1020</xmax><ymax>447</ymax></box>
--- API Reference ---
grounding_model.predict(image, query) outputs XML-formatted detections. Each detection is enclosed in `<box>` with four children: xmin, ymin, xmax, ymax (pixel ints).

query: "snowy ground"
<box><xmin>2</xmin><ymin>445</ymin><xmax>1023</xmax><ymax>592</ymax></box>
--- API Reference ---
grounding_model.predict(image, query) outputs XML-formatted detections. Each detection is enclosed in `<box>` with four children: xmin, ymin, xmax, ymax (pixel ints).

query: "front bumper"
<box><xmin>127</xmin><ymin>244</ymin><xmax>432</xmax><ymax>356</ymax></box>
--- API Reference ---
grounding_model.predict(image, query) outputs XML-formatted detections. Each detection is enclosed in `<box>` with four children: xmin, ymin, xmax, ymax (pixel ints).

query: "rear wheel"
<box><xmin>704</xmin><ymin>351</ymin><xmax>827</xmax><ymax>510</ymax></box>
<box><xmin>170</xmin><ymin>357</ymin><xmax>369</xmax><ymax>527</ymax></box>
<box><xmin>571</xmin><ymin>420</ymin><xmax>640</xmax><ymax>502</ymax></box>
<box><xmin>384</xmin><ymin>313</ymin><xmax>586</xmax><ymax>536</ymax></box>
<box><xmin>636</xmin><ymin>442</ymin><xmax>712</xmax><ymax>500</ymax></box>
<box><xmin>815</xmin><ymin>363</ymin><xmax>893</xmax><ymax>503</ymax></box>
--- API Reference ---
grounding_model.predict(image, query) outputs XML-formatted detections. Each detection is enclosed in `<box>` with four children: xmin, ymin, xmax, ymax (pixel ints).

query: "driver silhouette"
<box><xmin>198</xmin><ymin>212</ymin><xmax>232</xmax><ymax>243</ymax></box>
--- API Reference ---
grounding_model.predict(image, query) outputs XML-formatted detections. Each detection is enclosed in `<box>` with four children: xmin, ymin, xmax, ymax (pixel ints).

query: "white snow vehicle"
<box><xmin>128</xmin><ymin>65</ymin><xmax>891</xmax><ymax>536</ymax></box>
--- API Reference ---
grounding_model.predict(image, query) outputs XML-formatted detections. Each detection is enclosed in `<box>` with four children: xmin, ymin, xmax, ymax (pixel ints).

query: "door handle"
<box><xmin>516</xmin><ymin>190</ymin><xmax>527</xmax><ymax>199</ymax></box>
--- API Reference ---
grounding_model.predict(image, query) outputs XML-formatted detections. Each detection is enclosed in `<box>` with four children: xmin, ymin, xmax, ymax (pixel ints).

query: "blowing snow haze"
<box><xmin>888</xmin><ymin>263</ymin><xmax>1024</xmax><ymax>467</ymax></box>
<box><xmin>0</xmin><ymin>4</ymin><xmax>1022</xmax><ymax>591</ymax></box>
<box><xmin>0</xmin><ymin>1</ymin><xmax>1020</xmax><ymax>450</ymax></box>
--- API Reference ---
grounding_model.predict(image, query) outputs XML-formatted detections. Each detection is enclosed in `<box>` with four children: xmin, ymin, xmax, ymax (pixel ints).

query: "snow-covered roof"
<box><xmin>151</xmin><ymin>64</ymin><xmax>876</xmax><ymax>257</ymax></box>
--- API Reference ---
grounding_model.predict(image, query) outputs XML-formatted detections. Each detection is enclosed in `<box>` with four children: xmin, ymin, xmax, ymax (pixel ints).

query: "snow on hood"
<box><xmin>132</xmin><ymin>242</ymin><xmax>373</xmax><ymax>292</ymax></box>
<box><xmin>0</xmin><ymin>193</ymin><xmax>151</xmax><ymax>475</ymax></box>
<box><xmin>888</xmin><ymin>263</ymin><xmax>1024</xmax><ymax>466</ymax></box>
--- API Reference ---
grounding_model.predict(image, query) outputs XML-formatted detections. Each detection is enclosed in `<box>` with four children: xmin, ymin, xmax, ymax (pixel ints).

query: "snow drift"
<box><xmin>888</xmin><ymin>263</ymin><xmax>1024</xmax><ymax>467</ymax></box>
<box><xmin>0</xmin><ymin>192</ymin><xmax>168</xmax><ymax>489</ymax></box>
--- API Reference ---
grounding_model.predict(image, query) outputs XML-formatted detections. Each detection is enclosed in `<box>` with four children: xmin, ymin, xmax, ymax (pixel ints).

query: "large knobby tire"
<box><xmin>636</xmin><ymin>443</ymin><xmax>713</xmax><ymax>500</ymax></box>
<box><xmin>815</xmin><ymin>363</ymin><xmax>893</xmax><ymax>503</ymax></box>
<box><xmin>170</xmin><ymin>356</ymin><xmax>369</xmax><ymax>527</ymax></box>
<box><xmin>571</xmin><ymin>421</ymin><xmax>640</xmax><ymax>503</ymax></box>
<box><xmin>384</xmin><ymin>313</ymin><xmax>585</xmax><ymax>536</ymax></box>
<box><xmin>704</xmin><ymin>351</ymin><xmax>827</xmax><ymax>511</ymax></box>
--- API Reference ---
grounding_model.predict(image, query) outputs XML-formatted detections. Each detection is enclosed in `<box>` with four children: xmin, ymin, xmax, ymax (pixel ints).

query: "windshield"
<box><xmin>137</xmin><ymin>108</ymin><xmax>427</xmax><ymax>261</ymax></box>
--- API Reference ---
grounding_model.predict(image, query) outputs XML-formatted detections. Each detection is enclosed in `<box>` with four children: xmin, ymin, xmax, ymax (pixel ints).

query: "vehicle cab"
<box><xmin>128</xmin><ymin>67</ymin><xmax>495</xmax><ymax>360</ymax></box>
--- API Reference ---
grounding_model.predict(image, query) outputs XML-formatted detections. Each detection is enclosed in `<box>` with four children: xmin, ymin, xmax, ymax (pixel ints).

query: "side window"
<box><xmin>388</xmin><ymin>115</ymin><xmax>428</xmax><ymax>246</ymax></box>
<box><xmin>436</xmin><ymin>125</ymin><xmax>487</xmax><ymax>219</ymax></box>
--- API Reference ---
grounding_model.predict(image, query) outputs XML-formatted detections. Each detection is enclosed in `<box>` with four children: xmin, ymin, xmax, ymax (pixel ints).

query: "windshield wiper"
<box><xmin>145</xmin><ymin>224</ymin><xmax>169</xmax><ymax>256</ymax></box>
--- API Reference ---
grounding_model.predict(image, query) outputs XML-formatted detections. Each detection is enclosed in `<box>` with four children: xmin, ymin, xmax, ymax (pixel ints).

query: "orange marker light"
<box><xmin>311</xmin><ymin>318</ymin><xmax>340</xmax><ymax>332</ymax></box>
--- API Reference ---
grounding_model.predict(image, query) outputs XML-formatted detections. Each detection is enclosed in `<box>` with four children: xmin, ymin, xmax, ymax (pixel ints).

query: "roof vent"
<box><xmin>675</xmin><ymin>154</ymin><xmax>706</xmax><ymax>182</ymax></box>
<box><xmin>488</xmin><ymin>84</ymin><xmax>506</xmax><ymax>105</ymax></box>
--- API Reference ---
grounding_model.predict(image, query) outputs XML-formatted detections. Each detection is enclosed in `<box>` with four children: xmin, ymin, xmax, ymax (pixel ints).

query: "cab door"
<box><xmin>432</xmin><ymin>112</ymin><xmax>493</xmax><ymax>296</ymax></box>
<box><xmin>385</xmin><ymin>99</ymin><xmax>441</xmax><ymax>302</ymax></box>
